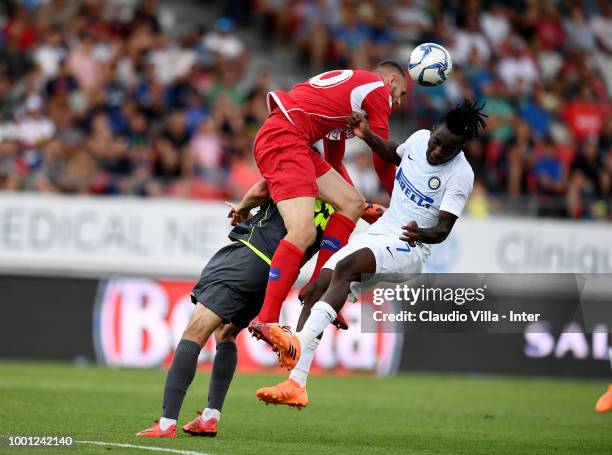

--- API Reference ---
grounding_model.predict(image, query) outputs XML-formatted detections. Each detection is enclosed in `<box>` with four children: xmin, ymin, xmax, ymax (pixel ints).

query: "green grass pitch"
<box><xmin>1</xmin><ymin>361</ymin><xmax>611</xmax><ymax>454</ymax></box>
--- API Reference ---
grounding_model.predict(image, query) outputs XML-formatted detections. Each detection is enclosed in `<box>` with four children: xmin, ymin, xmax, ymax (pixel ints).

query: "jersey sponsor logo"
<box><xmin>395</xmin><ymin>168</ymin><xmax>434</xmax><ymax>209</ymax></box>
<box><xmin>396</xmin><ymin>245</ymin><xmax>411</xmax><ymax>252</ymax></box>
<box><xmin>428</xmin><ymin>176</ymin><xmax>441</xmax><ymax>190</ymax></box>
<box><xmin>268</xmin><ymin>267</ymin><xmax>281</xmax><ymax>281</ymax></box>
<box><xmin>320</xmin><ymin>237</ymin><xmax>341</xmax><ymax>252</ymax></box>
<box><xmin>326</xmin><ymin>129</ymin><xmax>343</xmax><ymax>140</ymax></box>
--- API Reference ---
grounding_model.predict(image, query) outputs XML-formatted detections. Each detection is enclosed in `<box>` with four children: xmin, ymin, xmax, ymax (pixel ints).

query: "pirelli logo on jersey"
<box><xmin>396</xmin><ymin>168</ymin><xmax>434</xmax><ymax>209</ymax></box>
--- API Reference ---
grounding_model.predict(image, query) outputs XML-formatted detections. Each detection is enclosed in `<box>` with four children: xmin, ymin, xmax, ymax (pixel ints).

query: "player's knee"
<box><xmin>183</xmin><ymin>305</ymin><xmax>216</xmax><ymax>346</ymax></box>
<box><xmin>217</xmin><ymin>333</ymin><xmax>237</xmax><ymax>344</ymax></box>
<box><xmin>215</xmin><ymin>323</ymin><xmax>240</xmax><ymax>344</ymax></box>
<box><xmin>183</xmin><ymin>322</ymin><xmax>208</xmax><ymax>346</ymax></box>
<box><xmin>337</xmin><ymin>191</ymin><xmax>365</xmax><ymax>221</ymax></box>
<box><xmin>334</xmin><ymin>258</ymin><xmax>360</xmax><ymax>283</ymax></box>
<box><xmin>287</xmin><ymin>221</ymin><xmax>317</xmax><ymax>248</ymax></box>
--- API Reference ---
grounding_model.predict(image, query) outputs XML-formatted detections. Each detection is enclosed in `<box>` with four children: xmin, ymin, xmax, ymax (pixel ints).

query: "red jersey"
<box><xmin>267</xmin><ymin>69</ymin><xmax>396</xmax><ymax>194</ymax></box>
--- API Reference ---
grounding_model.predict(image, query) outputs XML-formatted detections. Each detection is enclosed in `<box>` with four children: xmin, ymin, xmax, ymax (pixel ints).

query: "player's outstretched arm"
<box><xmin>400</xmin><ymin>211</ymin><xmax>457</xmax><ymax>246</ymax></box>
<box><xmin>226</xmin><ymin>179</ymin><xmax>269</xmax><ymax>225</ymax></box>
<box><xmin>347</xmin><ymin>112</ymin><xmax>401</xmax><ymax>166</ymax></box>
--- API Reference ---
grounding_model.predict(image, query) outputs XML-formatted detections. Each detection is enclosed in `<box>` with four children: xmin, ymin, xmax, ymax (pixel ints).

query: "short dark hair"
<box><xmin>376</xmin><ymin>60</ymin><xmax>406</xmax><ymax>79</ymax></box>
<box><xmin>440</xmin><ymin>99</ymin><xmax>487</xmax><ymax>141</ymax></box>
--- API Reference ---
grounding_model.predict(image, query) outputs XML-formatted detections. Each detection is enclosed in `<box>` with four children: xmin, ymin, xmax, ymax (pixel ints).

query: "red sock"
<box><xmin>306</xmin><ymin>213</ymin><xmax>356</xmax><ymax>286</ymax></box>
<box><xmin>258</xmin><ymin>239</ymin><xmax>304</xmax><ymax>323</ymax></box>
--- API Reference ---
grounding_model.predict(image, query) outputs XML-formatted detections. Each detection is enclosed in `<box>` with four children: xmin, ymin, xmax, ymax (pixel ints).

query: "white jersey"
<box><xmin>369</xmin><ymin>129</ymin><xmax>474</xmax><ymax>258</ymax></box>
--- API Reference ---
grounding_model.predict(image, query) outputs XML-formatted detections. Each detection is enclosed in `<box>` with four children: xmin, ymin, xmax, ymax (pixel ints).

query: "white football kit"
<box><xmin>323</xmin><ymin>129</ymin><xmax>474</xmax><ymax>293</ymax></box>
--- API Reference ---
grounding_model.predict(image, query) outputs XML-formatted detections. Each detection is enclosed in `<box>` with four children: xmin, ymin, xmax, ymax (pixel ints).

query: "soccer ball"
<box><xmin>408</xmin><ymin>43</ymin><xmax>453</xmax><ymax>86</ymax></box>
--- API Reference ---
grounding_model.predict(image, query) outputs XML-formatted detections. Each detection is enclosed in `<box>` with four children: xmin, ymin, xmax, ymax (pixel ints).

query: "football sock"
<box><xmin>258</xmin><ymin>239</ymin><xmax>304</xmax><ymax>323</ymax></box>
<box><xmin>289</xmin><ymin>337</ymin><xmax>320</xmax><ymax>387</ymax></box>
<box><xmin>297</xmin><ymin>301</ymin><xmax>336</xmax><ymax>348</ymax></box>
<box><xmin>202</xmin><ymin>408</ymin><xmax>221</xmax><ymax>421</ymax></box>
<box><xmin>159</xmin><ymin>417</ymin><xmax>176</xmax><ymax>430</ymax></box>
<box><xmin>305</xmin><ymin>213</ymin><xmax>355</xmax><ymax>286</ymax></box>
<box><xmin>207</xmin><ymin>341</ymin><xmax>237</xmax><ymax>413</ymax></box>
<box><xmin>609</xmin><ymin>347</ymin><xmax>612</xmax><ymax>371</ymax></box>
<box><xmin>162</xmin><ymin>339</ymin><xmax>201</xmax><ymax>420</ymax></box>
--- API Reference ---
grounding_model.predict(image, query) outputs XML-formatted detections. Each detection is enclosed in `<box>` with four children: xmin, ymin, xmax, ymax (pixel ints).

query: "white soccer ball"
<box><xmin>408</xmin><ymin>43</ymin><xmax>453</xmax><ymax>86</ymax></box>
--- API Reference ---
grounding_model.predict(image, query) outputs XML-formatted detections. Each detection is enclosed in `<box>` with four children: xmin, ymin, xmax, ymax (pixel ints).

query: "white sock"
<box><xmin>608</xmin><ymin>347</ymin><xmax>612</xmax><ymax>372</ymax></box>
<box><xmin>159</xmin><ymin>417</ymin><xmax>176</xmax><ymax>430</ymax></box>
<box><xmin>297</xmin><ymin>301</ymin><xmax>336</xmax><ymax>349</ymax></box>
<box><xmin>289</xmin><ymin>337</ymin><xmax>320</xmax><ymax>387</ymax></box>
<box><xmin>202</xmin><ymin>407</ymin><xmax>221</xmax><ymax>421</ymax></box>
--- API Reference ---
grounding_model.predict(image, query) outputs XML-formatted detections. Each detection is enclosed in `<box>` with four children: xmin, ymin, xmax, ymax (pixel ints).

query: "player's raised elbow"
<box><xmin>431</xmin><ymin>226</ymin><xmax>452</xmax><ymax>244</ymax></box>
<box><xmin>253</xmin><ymin>179</ymin><xmax>269</xmax><ymax>199</ymax></box>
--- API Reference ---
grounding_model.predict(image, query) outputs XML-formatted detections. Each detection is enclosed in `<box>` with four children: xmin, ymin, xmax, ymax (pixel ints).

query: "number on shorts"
<box><xmin>308</xmin><ymin>70</ymin><xmax>353</xmax><ymax>88</ymax></box>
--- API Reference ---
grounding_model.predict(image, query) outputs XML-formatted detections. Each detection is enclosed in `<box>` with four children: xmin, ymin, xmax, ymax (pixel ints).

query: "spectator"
<box><xmin>0</xmin><ymin>0</ymin><xmax>609</xmax><ymax>219</ymax></box>
<box><xmin>590</xmin><ymin>1</ymin><xmax>612</xmax><ymax>54</ymax></box>
<box><xmin>497</xmin><ymin>36</ymin><xmax>539</xmax><ymax>94</ymax></box>
<box><xmin>562</xmin><ymin>85</ymin><xmax>605</xmax><ymax>142</ymax></box>
<box><xmin>533</xmin><ymin>3</ymin><xmax>565</xmax><ymax>52</ymax></box>
<box><xmin>532</xmin><ymin>137</ymin><xmax>567</xmax><ymax>197</ymax></box>
<box><xmin>203</xmin><ymin>18</ymin><xmax>245</xmax><ymax>61</ymax></box>
<box><xmin>33</xmin><ymin>26</ymin><xmax>66</xmax><ymax>80</ymax></box>
<box><xmin>68</xmin><ymin>34</ymin><xmax>100</xmax><ymax>91</ymax></box>
<box><xmin>479</xmin><ymin>2</ymin><xmax>511</xmax><ymax>51</ymax></box>
<box><xmin>568</xmin><ymin>137</ymin><xmax>607</xmax><ymax>218</ymax></box>
<box><xmin>564</xmin><ymin>5</ymin><xmax>596</xmax><ymax>51</ymax></box>
<box><xmin>392</xmin><ymin>0</ymin><xmax>432</xmax><ymax>44</ymax></box>
<box><xmin>451</xmin><ymin>14</ymin><xmax>491</xmax><ymax>66</ymax></box>
<box><xmin>18</xmin><ymin>95</ymin><xmax>54</xmax><ymax>147</ymax></box>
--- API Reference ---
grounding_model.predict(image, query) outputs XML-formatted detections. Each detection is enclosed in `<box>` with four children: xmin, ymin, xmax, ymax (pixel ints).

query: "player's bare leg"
<box><xmin>256</xmin><ymin>269</ymin><xmax>335</xmax><ymax>408</ymax></box>
<box><xmin>248</xmin><ymin>196</ymin><xmax>317</xmax><ymax>348</ymax></box>
<box><xmin>250</xmin><ymin>169</ymin><xmax>363</xmax><ymax>356</ymax></box>
<box><xmin>137</xmin><ymin>304</ymin><xmax>222</xmax><ymax>437</ymax></box>
<box><xmin>269</xmin><ymin>248</ymin><xmax>375</xmax><ymax>369</ymax></box>
<box><xmin>298</xmin><ymin>169</ymin><xmax>365</xmax><ymax>297</ymax></box>
<box><xmin>183</xmin><ymin>323</ymin><xmax>241</xmax><ymax>436</ymax></box>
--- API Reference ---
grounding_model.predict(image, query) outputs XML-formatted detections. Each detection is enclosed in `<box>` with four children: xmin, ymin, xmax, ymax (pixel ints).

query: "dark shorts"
<box><xmin>191</xmin><ymin>241</ymin><xmax>269</xmax><ymax>328</ymax></box>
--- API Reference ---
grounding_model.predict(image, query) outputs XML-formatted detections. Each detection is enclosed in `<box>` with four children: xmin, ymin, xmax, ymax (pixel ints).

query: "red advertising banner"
<box><xmin>93</xmin><ymin>279</ymin><xmax>403</xmax><ymax>376</ymax></box>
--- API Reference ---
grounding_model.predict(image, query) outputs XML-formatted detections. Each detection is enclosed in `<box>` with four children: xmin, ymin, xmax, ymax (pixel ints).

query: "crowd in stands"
<box><xmin>0</xmin><ymin>0</ymin><xmax>611</xmax><ymax>219</ymax></box>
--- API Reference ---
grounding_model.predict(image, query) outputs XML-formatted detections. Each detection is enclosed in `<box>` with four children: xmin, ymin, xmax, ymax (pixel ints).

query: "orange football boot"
<box><xmin>361</xmin><ymin>202</ymin><xmax>386</xmax><ymax>224</ymax></box>
<box><xmin>269</xmin><ymin>325</ymin><xmax>301</xmax><ymax>370</ymax></box>
<box><xmin>135</xmin><ymin>421</ymin><xmax>176</xmax><ymax>438</ymax></box>
<box><xmin>247</xmin><ymin>317</ymin><xmax>278</xmax><ymax>348</ymax></box>
<box><xmin>595</xmin><ymin>384</ymin><xmax>612</xmax><ymax>413</ymax></box>
<box><xmin>256</xmin><ymin>379</ymin><xmax>308</xmax><ymax>409</ymax></box>
<box><xmin>182</xmin><ymin>411</ymin><xmax>218</xmax><ymax>437</ymax></box>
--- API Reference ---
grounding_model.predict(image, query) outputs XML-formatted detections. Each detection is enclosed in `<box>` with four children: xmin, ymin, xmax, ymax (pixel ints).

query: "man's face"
<box><xmin>426</xmin><ymin>124</ymin><xmax>464</xmax><ymax>165</ymax></box>
<box><xmin>386</xmin><ymin>74</ymin><xmax>407</xmax><ymax>107</ymax></box>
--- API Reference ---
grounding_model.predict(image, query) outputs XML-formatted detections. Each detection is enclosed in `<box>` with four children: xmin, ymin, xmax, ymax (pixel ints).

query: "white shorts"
<box><xmin>322</xmin><ymin>231</ymin><xmax>423</xmax><ymax>299</ymax></box>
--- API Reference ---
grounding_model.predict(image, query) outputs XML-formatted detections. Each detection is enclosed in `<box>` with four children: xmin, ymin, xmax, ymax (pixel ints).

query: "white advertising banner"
<box><xmin>1</xmin><ymin>192</ymin><xmax>611</xmax><ymax>276</ymax></box>
<box><xmin>425</xmin><ymin>217</ymin><xmax>612</xmax><ymax>273</ymax></box>
<box><xmin>0</xmin><ymin>192</ymin><xmax>231</xmax><ymax>277</ymax></box>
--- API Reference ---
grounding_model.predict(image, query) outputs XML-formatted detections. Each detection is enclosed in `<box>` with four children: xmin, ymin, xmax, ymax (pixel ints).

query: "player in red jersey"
<box><xmin>248</xmin><ymin>61</ymin><xmax>407</xmax><ymax>356</ymax></box>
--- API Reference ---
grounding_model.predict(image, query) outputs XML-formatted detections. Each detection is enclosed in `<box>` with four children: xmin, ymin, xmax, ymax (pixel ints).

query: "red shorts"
<box><xmin>254</xmin><ymin>112</ymin><xmax>331</xmax><ymax>203</ymax></box>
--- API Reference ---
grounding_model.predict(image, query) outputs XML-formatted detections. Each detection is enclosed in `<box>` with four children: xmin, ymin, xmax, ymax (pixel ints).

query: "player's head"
<box><xmin>375</xmin><ymin>60</ymin><xmax>407</xmax><ymax>107</ymax></box>
<box><xmin>427</xmin><ymin>99</ymin><xmax>487</xmax><ymax>165</ymax></box>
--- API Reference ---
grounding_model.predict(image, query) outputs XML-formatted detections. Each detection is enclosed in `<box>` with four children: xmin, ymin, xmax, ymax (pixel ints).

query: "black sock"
<box><xmin>162</xmin><ymin>339</ymin><xmax>201</xmax><ymax>419</ymax></box>
<box><xmin>207</xmin><ymin>341</ymin><xmax>238</xmax><ymax>412</ymax></box>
